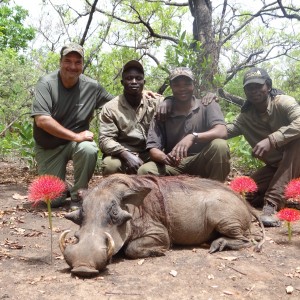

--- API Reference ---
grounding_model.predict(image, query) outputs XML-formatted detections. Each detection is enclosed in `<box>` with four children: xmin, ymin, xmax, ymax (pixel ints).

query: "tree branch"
<box><xmin>129</xmin><ymin>4</ymin><xmax>179</xmax><ymax>43</ymax></box>
<box><xmin>144</xmin><ymin>0</ymin><xmax>189</xmax><ymax>6</ymax></box>
<box><xmin>277</xmin><ymin>0</ymin><xmax>300</xmax><ymax>20</ymax></box>
<box><xmin>80</xmin><ymin>0</ymin><xmax>99</xmax><ymax>45</ymax></box>
<box><xmin>48</xmin><ymin>0</ymin><xmax>71</xmax><ymax>41</ymax></box>
<box><xmin>218</xmin><ymin>88</ymin><xmax>244</xmax><ymax>107</ymax></box>
<box><xmin>222</xmin><ymin>1</ymin><xmax>279</xmax><ymax>45</ymax></box>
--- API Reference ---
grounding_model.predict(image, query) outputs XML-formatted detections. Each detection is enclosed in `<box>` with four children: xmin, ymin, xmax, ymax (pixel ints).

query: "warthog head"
<box><xmin>60</xmin><ymin>175</ymin><xmax>151</xmax><ymax>277</ymax></box>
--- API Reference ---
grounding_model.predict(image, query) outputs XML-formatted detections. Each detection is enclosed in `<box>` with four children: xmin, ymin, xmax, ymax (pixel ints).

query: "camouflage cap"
<box><xmin>169</xmin><ymin>67</ymin><xmax>194</xmax><ymax>81</ymax></box>
<box><xmin>243</xmin><ymin>67</ymin><xmax>271</xmax><ymax>87</ymax></box>
<box><xmin>61</xmin><ymin>42</ymin><xmax>84</xmax><ymax>58</ymax></box>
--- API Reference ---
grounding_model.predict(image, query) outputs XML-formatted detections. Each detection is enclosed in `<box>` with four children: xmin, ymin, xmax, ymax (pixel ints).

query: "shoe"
<box><xmin>69</xmin><ymin>198</ymin><xmax>82</xmax><ymax>211</ymax></box>
<box><xmin>260</xmin><ymin>202</ymin><xmax>281</xmax><ymax>227</ymax></box>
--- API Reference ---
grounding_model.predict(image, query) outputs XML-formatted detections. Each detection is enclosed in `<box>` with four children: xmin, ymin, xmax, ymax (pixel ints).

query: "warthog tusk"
<box><xmin>59</xmin><ymin>230</ymin><xmax>71</xmax><ymax>253</ymax></box>
<box><xmin>104</xmin><ymin>232</ymin><xmax>115</xmax><ymax>260</ymax></box>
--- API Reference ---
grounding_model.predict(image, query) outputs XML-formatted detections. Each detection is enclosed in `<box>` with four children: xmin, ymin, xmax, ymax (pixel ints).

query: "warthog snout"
<box><xmin>59</xmin><ymin>230</ymin><xmax>115</xmax><ymax>277</ymax></box>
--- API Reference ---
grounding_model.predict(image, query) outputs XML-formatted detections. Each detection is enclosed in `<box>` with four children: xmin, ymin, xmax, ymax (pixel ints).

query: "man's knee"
<box><xmin>76</xmin><ymin>141</ymin><xmax>98</xmax><ymax>157</ymax></box>
<box><xmin>137</xmin><ymin>164</ymin><xmax>149</xmax><ymax>175</ymax></box>
<box><xmin>208</xmin><ymin>139</ymin><xmax>230</xmax><ymax>159</ymax></box>
<box><xmin>138</xmin><ymin>162</ymin><xmax>164</xmax><ymax>175</ymax></box>
<box><xmin>101</xmin><ymin>156</ymin><xmax>123</xmax><ymax>175</ymax></box>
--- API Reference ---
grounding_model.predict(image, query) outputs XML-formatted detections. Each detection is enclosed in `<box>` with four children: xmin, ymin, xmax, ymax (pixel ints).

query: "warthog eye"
<box><xmin>107</xmin><ymin>200</ymin><xmax>132</xmax><ymax>226</ymax></box>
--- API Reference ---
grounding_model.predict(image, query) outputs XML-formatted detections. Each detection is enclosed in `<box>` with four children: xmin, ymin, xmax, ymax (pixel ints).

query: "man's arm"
<box><xmin>95</xmin><ymin>83</ymin><xmax>115</xmax><ymax>108</ymax></box>
<box><xmin>149</xmin><ymin>148</ymin><xmax>180</xmax><ymax>167</ymax></box>
<box><xmin>170</xmin><ymin>124</ymin><xmax>227</xmax><ymax>160</ymax></box>
<box><xmin>268</xmin><ymin>95</ymin><xmax>300</xmax><ymax>148</ymax></box>
<box><xmin>34</xmin><ymin>115</ymin><xmax>94</xmax><ymax>142</ymax></box>
<box><xmin>33</xmin><ymin>77</ymin><xmax>95</xmax><ymax>143</ymax></box>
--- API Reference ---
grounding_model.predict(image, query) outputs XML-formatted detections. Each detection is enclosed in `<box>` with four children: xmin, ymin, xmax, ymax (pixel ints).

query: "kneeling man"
<box><xmin>138</xmin><ymin>67</ymin><xmax>230</xmax><ymax>182</ymax></box>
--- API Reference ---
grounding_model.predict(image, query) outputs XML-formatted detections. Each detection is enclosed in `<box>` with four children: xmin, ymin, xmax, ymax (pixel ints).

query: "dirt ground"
<box><xmin>1</xmin><ymin>161</ymin><xmax>300</xmax><ymax>300</ymax></box>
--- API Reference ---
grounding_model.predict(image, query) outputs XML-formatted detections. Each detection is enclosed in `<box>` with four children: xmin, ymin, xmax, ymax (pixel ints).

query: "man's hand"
<box><xmin>252</xmin><ymin>138</ymin><xmax>272</xmax><ymax>160</ymax></box>
<box><xmin>170</xmin><ymin>134</ymin><xmax>194</xmax><ymax>160</ymax></box>
<box><xmin>201</xmin><ymin>92</ymin><xmax>218</xmax><ymax>106</ymax></box>
<box><xmin>74</xmin><ymin>130</ymin><xmax>94</xmax><ymax>142</ymax></box>
<box><xmin>155</xmin><ymin>97</ymin><xmax>172</xmax><ymax>121</ymax></box>
<box><xmin>119</xmin><ymin>151</ymin><xmax>144</xmax><ymax>174</ymax></box>
<box><xmin>163</xmin><ymin>153</ymin><xmax>181</xmax><ymax>167</ymax></box>
<box><xmin>143</xmin><ymin>90</ymin><xmax>161</xmax><ymax>99</ymax></box>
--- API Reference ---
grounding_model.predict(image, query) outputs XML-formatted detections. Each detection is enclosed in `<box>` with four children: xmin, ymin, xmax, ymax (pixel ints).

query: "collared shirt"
<box><xmin>227</xmin><ymin>94</ymin><xmax>300</xmax><ymax>165</ymax></box>
<box><xmin>99</xmin><ymin>94</ymin><xmax>163</xmax><ymax>156</ymax></box>
<box><xmin>146</xmin><ymin>96</ymin><xmax>226</xmax><ymax>154</ymax></box>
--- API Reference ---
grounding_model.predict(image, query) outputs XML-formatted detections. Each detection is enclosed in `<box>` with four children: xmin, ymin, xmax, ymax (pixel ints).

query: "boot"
<box><xmin>260</xmin><ymin>202</ymin><xmax>281</xmax><ymax>227</ymax></box>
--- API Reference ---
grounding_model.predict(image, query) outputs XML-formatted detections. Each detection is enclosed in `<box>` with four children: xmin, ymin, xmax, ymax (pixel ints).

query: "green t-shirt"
<box><xmin>31</xmin><ymin>70</ymin><xmax>113</xmax><ymax>149</ymax></box>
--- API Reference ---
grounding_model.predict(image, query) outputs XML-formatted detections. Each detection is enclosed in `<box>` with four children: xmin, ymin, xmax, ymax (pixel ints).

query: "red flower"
<box><xmin>284</xmin><ymin>178</ymin><xmax>300</xmax><ymax>202</ymax></box>
<box><xmin>277</xmin><ymin>208</ymin><xmax>300</xmax><ymax>223</ymax></box>
<box><xmin>229</xmin><ymin>176</ymin><xmax>257</xmax><ymax>194</ymax></box>
<box><xmin>28</xmin><ymin>175</ymin><xmax>66</xmax><ymax>206</ymax></box>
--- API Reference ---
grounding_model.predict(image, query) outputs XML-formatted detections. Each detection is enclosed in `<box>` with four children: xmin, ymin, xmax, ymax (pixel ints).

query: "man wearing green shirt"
<box><xmin>32</xmin><ymin>43</ymin><xmax>114</xmax><ymax>210</ymax></box>
<box><xmin>227</xmin><ymin>67</ymin><xmax>300</xmax><ymax>227</ymax></box>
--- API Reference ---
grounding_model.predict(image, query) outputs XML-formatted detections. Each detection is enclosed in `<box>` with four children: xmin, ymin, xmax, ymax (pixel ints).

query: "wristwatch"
<box><xmin>192</xmin><ymin>132</ymin><xmax>198</xmax><ymax>143</ymax></box>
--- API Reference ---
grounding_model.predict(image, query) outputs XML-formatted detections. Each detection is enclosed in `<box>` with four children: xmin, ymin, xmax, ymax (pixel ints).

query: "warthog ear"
<box><xmin>122</xmin><ymin>187</ymin><xmax>152</xmax><ymax>206</ymax></box>
<box><xmin>65</xmin><ymin>209</ymin><xmax>82</xmax><ymax>225</ymax></box>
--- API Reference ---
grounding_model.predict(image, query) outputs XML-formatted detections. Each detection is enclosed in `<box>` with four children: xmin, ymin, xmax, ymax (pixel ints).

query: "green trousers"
<box><xmin>35</xmin><ymin>141</ymin><xmax>98</xmax><ymax>207</ymax></box>
<box><xmin>101</xmin><ymin>151</ymin><xmax>150</xmax><ymax>175</ymax></box>
<box><xmin>137</xmin><ymin>139</ymin><xmax>230</xmax><ymax>182</ymax></box>
<box><xmin>249</xmin><ymin>139</ymin><xmax>300</xmax><ymax>210</ymax></box>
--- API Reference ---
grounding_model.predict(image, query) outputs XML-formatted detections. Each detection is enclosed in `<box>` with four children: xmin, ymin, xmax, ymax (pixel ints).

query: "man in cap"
<box><xmin>226</xmin><ymin>67</ymin><xmax>300</xmax><ymax>227</ymax></box>
<box><xmin>99</xmin><ymin>60</ymin><xmax>164</xmax><ymax>175</ymax></box>
<box><xmin>32</xmin><ymin>42</ymin><xmax>115</xmax><ymax>210</ymax></box>
<box><xmin>138</xmin><ymin>67</ymin><xmax>230</xmax><ymax>181</ymax></box>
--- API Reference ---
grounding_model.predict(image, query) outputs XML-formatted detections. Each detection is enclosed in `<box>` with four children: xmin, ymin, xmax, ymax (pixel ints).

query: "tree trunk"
<box><xmin>189</xmin><ymin>0</ymin><xmax>219</xmax><ymax>94</ymax></box>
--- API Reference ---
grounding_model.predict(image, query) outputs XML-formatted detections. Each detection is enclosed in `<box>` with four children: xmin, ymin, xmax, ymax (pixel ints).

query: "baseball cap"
<box><xmin>169</xmin><ymin>67</ymin><xmax>194</xmax><ymax>81</ymax></box>
<box><xmin>122</xmin><ymin>60</ymin><xmax>144</xmax><ymax>74</ymax></box>
<box><xmin>61</xmin><ymin>42</ymin><xmax>84</xmax><ymax>58</ymax></box>
<box><xmin>243</xmin><ymin>67</ymin><xmax>271</xmax><ymax>87</ymax></box>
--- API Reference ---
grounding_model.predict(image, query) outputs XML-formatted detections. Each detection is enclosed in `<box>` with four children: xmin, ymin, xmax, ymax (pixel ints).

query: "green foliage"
<box><xmin>225</xmin><ymin>111</ymin><xmax>263</xmax><ymax>173</ymax></box>
<box><xmin>274</xmin><ymin>51</ymin><xmax>300</xmax><ymax>101</ymax></box>
<box><xmin>163</xmin><ymin>30</ymin><xmax>207</xmax><ymax>95</ymax></box>
<box><xmin>0</xmin><ymin>48</ymin><xmax>37</xmax><ymax>131</ymax></box>
<box><xmin>31</xmin><ymin>49</ymin><xmax>60</xmax><ymax>74</ymax></box>
<box><xmin>86</xmin><ymin>47</ymin><xmax>138</xmax><ymax>97</ymax></box>
<box><xmin>0</xmin><ymin>1</ymin><xmax>35</xmax><ymax>51</ymax></box>
<box><xmin>0</xmin><ymin>119</ymin><xmax>36</xmax><ymax>168</ymax></box>
<box><xmin>0</xmin><ymin>48</ymin><xmax>39</xmax><ymax>169</ymax></box>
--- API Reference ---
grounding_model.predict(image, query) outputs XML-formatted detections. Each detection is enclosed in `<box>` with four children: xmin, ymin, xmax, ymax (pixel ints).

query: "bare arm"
<box><xmin>171</xmin><ymin>124</ymin><xmax>227</xmax><ymax>160</ymax></box>
<box><xmin>34</xmin><ymin>115</ymin><xmax>94</xmax><ymax>143</ymax></box>
<box><xmin>194</xmin><ymin>124</ymin><xmax>227</xmax><ymax>142</ymax></box>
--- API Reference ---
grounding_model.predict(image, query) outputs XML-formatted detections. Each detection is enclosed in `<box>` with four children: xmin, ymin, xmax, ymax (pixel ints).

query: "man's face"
<box><xmin>60</xmin><ymin>52</ymin><xmax>83</xmax><ymax>81</ymax></box>
<box><xmin>121</xmin><ymin>68</ymin><xmax>145</xmax><ymax>95</ymax></box>
<box><xmin>170</xmin><ymin>76</ymin><xmax>194</xmax><ymax>102</ymax></box>
<box><xmin>244</xmin><ymin>82</ymin><xmax>269</xmax><ymax>105</ymax></box>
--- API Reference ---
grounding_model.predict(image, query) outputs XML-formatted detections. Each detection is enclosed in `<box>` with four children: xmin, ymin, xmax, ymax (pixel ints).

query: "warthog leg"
<box><xmin>209</xmin><ymin>237</ymin><xmax>252</xmax><ymax>253</ymax></box>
